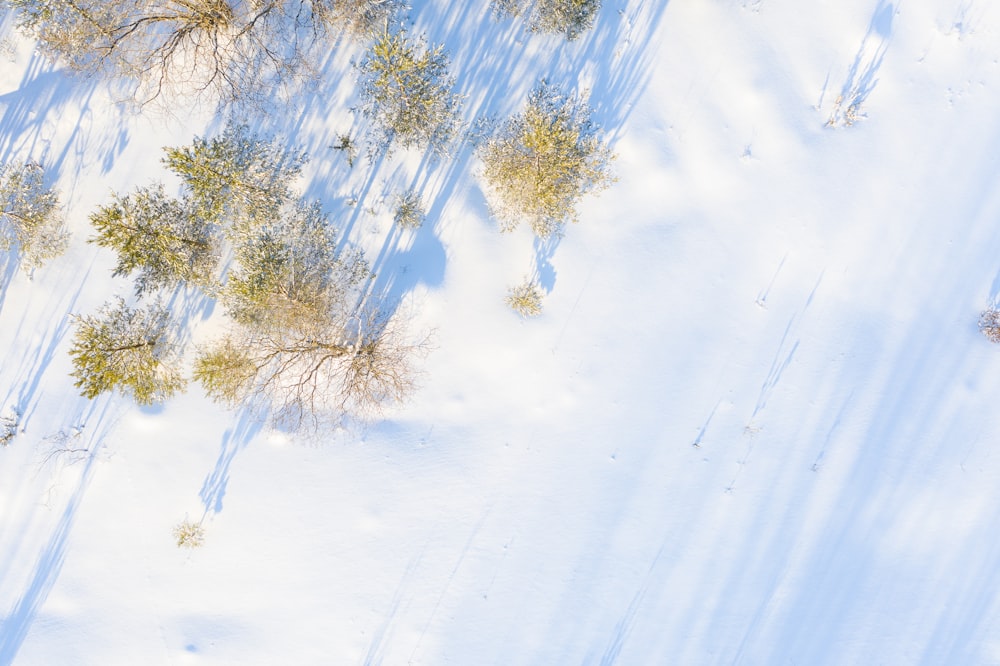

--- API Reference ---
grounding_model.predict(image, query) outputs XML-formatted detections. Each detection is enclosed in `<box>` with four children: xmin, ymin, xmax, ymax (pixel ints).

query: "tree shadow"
<box><xmin>827</xmin><ymin>0</ymin><xmax>895</xmax><ymax>126</ymax></box>
<box><xmin>250</xmin><ymin>0</ymin><xmax>671</xmax><ymax>319</ymax></box>
<box><xmin>198</xmin><ymin>408</ymin><xmax>262</xmax><ymax>517</ymax></box>
<box><xmin>0</xmin><ymin>396</ymin><xmax>116</xmax><ymax>665</ymax></box>
<box><xmin>0</xmin><ymin>264</ymin><xmax>91</xmax><ymax>428</ymax></box>
<box><xmin>0</xmin><ymin>249</ymin><xmax>19</xmax><ymax>317</ymax></box>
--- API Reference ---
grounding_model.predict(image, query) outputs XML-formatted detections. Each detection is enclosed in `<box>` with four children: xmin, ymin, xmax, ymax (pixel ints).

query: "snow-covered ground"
<box><xmin>4</xmin><ymin>0</ymin><xmax>1000</xmax><ymax>663</ymax></box>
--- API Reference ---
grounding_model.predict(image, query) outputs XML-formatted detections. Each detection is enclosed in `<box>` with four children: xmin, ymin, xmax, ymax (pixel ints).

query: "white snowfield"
<box><xmin>3</xmin><ymin>0</ymin><xmax>1000</xmax><ymax>663</ymax></box>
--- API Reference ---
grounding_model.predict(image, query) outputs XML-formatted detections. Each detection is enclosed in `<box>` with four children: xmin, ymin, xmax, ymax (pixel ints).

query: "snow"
<box><xmin>4</xmin><ymin>0</ymin><xmax>1000</xmax><ymax>663</ymax></box>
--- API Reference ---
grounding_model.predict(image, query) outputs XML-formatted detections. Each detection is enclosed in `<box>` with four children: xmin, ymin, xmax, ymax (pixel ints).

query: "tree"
<box><xmin>162</xmin><ymin>124</ymin><xmax>307</xmax><ymax>234</ymax></box>
<box><xmin>2</xmin><ymin>0</ymin><xmax>340</xmax><ymax>106</ymax></box>
<box><xmin>222</xmin><ymin>200</ymin><xmax>371</xmax><ymax>328</ymax></box>
<box><xmin>89</xmin><ymin>184</ymin><xmax>220</xmax><ymax>295</ymax></box>
<box><xmin>477</xmin><ymin>82</ymin><xmax>614</xmax><ymax>238</ymax></box>
<box><xmin>309</xmin><ymin>0</ymin><xmax>406</xmax><ymax>38</ymax></box>
<box><xmin>356</xmin><ymin>31</ymin><xmax>463</xmax><ymax>156</ymax></box>
<box><xmin>491</xmin><ymin>0</ymin><xmax>601</xmax><ymax>41</ymax></box>
<box><xmin>68</xmin><ymin>298</ymin><xmax>185</xmax><ymax>404</ymax></box>
<box><xmin>195</xmin><ymin>200</ymin><xmax>424</xmax><ymax>425</ymax></box>
<box><xmin>0</xmin><ymin>160</ymin><xmax>69</xmax><ymax>272</ymax></box>
<box><xmin>194</xmin><ymin>303</ymin><xmax>423</xmax><ymax>426</ymax></box>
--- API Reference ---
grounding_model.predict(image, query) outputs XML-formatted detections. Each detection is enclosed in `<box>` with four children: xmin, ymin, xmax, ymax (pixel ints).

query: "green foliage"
<box><xmin>68</xmin><ymin>298</ymin><xmax>185</xmax><ymax>405</ymax></box>
<box><xmin>357</xmin><ymin>31</ymin><xmax>463</xmax><ymax>156</ymax></box>
<box><xmin>393</xmin><ymin>189</ymin><xmax>426</xmax><ymax>229</ymax></box>
<box><xmin>506</xmin><ymin>280</ymin><xmax>544</xmax><ymax>317</ymax></box>
<box><xmin>0</xmin><ymin>160</ymin><xmax>68</xmax><ymax>272</ymax></box>
<box><xmin>309</xmin><ymin>0</ymin><xmax>405</xmax><ymax>38</ymax></box>
<box><xmin>89</xmin><ymin>184</ymin><xmax>220</xmax><ymax>295</ymax></box>
<box><xmin>478</xmin><ymin>82</ymin><xmax>615</xmax><ymax>238</ymax></box>
<box><xmin>223</xmin><ymin>201</ymin><xmax>371</xmax><ymax>328</ymax></box>
<box><xmin>192</xmin><ymin>337</ymin><xmax>259</xmax><ymax>405</ymax></box>
<box><xmin>162</xmin><ymin>125</ymin><xmax>307</xmax><ymax>234</ymax></box>
<box><xmin>492</xmin><ymin>0</ymin><xmax>602</xmax><ymax>40</ymax></box>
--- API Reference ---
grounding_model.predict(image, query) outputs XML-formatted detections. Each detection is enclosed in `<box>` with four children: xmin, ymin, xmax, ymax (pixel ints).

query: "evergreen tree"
<box><xmin>68</xmin><ymin>298</ymin><xmax>185</xmax><ymax>405</ymax></box>
<box><xmin>89</xmin><ymin>184</ymin><xmax>220</xmax><ymax>295</ymax></box>
<box><xmin>492</xmin><ymin>0</ymin><xmax>602</xmax><ymax>40</ymax></box>
<box><xmin>477</xmin><ymin>81</ymin><xmax>615</xmax><ymax>238</ymax></box>
<box><xmin>162</xmin><ymin>124</ymin><xmax>307</xmax><ymax>234</ymax></box>
<box><xmin>310</xmin><ymin>0</ymin><xmax>406</xmax><ymax>38</ymax></box>
<box><xmin>222</xmin><ymin>200</ymin><xmax>371</xmax><ymax>328</ymax></box>
<box><xmin>356</xmin><ymin>31</ymin><xmax>463</xmax><ymax>156</ymax></box>
<box><xmin>0</xmin><ymin>160</ymin><xmax>69</xmax><ymax>272</ymax></box>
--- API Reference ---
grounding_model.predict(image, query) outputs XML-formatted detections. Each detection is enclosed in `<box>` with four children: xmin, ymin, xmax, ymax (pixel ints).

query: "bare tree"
<box><xmin>3</xmin><ymin>0</ymin><xmax>357</xmax><ymax>106</ymax></box>
<box><xmin>477</xmin><ymin>81</ymin><xmax>614</xmax><ymax>238</ymax></box>
<box><xmin>194</xmin><ymin>303</ymin><xmax>423</xmax><ymax>426</ymax></box>
<box><xmin>0</xmin><ymin>160</ymin><xmax>69</xmax><ymax>272</ymax></box>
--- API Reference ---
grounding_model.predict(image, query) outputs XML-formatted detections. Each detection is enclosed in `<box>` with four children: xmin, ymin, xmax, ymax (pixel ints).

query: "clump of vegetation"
<box><xmin>0</xmin><ymin>160</ymin><xmax>69</xmax><ymax>272</ymax></box>
<box><xmin>173</xmin><ymin>519</ymin><xmax>206</xmax><ymax>548</ymax></box>
<box><xmin>0</xmin><ymin>408</ymin><xmax>20</xmax><ymax>446</ymax></box>
<box><xmin>80</xmin><ymin>124</ymin><xmax>428</xmax><ymax>426</ymax></box>
<box><xmin>332</xmin><ymin>133</ymin><xmax>358</xmax><ymax>168</ymax></box>
<box><xmin>491</xmin><ymin>0</ymin><xmax>602</xmax><ymax>40</ymax></box>
<box><xmin>3</xmin><ymin>0</ymin><xmax>404</xmax><ymax>106</ymax></box>
<box><xmin>393</xmin><ymin>189</ymin><xmax>426</xmax><ymax>229</ymax></box>
<box><xmin>89</xmin><ymin>184</ymin><xmax>221</xmax><ymax>295</ymax></box>
<box><xmin>979</xmin><ymin>308</ymin><xmax>1000</xmax><ymax>343</ymax></box>
<box><xmin>68</xmin><ymin>298</ymin><xmax>186</xmax><ymax>405</ymax></box>
<box><xmin>356</xmin><ymin>30</ymin><xmax>463</xmax><ymax>156</ymax></box>
<box><xmin>478</xmin><ymin>81</ymin><xmax>615</xmax><ymax>238</ymax></box>
<box><xmin>506</xmin><ymin>279</ymin><xmax>544</xmax><ymax>317</ymax></box>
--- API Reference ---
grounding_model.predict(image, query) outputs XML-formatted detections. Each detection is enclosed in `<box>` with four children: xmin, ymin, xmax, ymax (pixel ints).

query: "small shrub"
<box><xmin>0</xmin><ymin>409</ymin><xmax>19</xmax><ymax>446</ymax></box>
<box><xmin>393</xmin><ymin>189</ymin><xmax>425</xmax><ymax>229</ymax></box>
<box><xmin>173</xmin><ymin>520</ymin><xmax>205</xmax><ymax>548</ymax></box>
<box><xmin>980</xmin><ymin>308</ymin><xmax>1000</xmax><ymax>343</ymax></box>
<box><xmin>506</xmin><ymin>280</ymin><xmax>544</xmax><ymax>317</ymax></box>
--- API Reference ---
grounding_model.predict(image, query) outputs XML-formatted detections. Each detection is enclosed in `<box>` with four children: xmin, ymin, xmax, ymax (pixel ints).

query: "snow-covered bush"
<box><xmin>506</xmin><ymin>280</ymin><xmax>544</xmax><ymax>317</ymax></box>
<box><xmin>979</xmin><ymin>308</ymin><xmax>1000</xmax><ymax>343</ymax></box>
<box><xmin>0</xmin><ymin>409</ymin><xmax>19</xmax><ymax>446</ymax></box>
<box><xmin>173</xmin><ymin>519</ymin><xmax>205</xmax><ymax>548</ymax></box>
<box><xmin>393</xmin><ymin>189</ymin><xmax>426</xmax><ymax>229</ymax></box>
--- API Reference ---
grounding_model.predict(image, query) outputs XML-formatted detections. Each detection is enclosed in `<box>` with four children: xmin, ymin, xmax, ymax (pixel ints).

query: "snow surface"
<box><xmin>4</xmin><ymin>0</ymin><xmax>1000</xmax><ymax>663</ymax></box>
